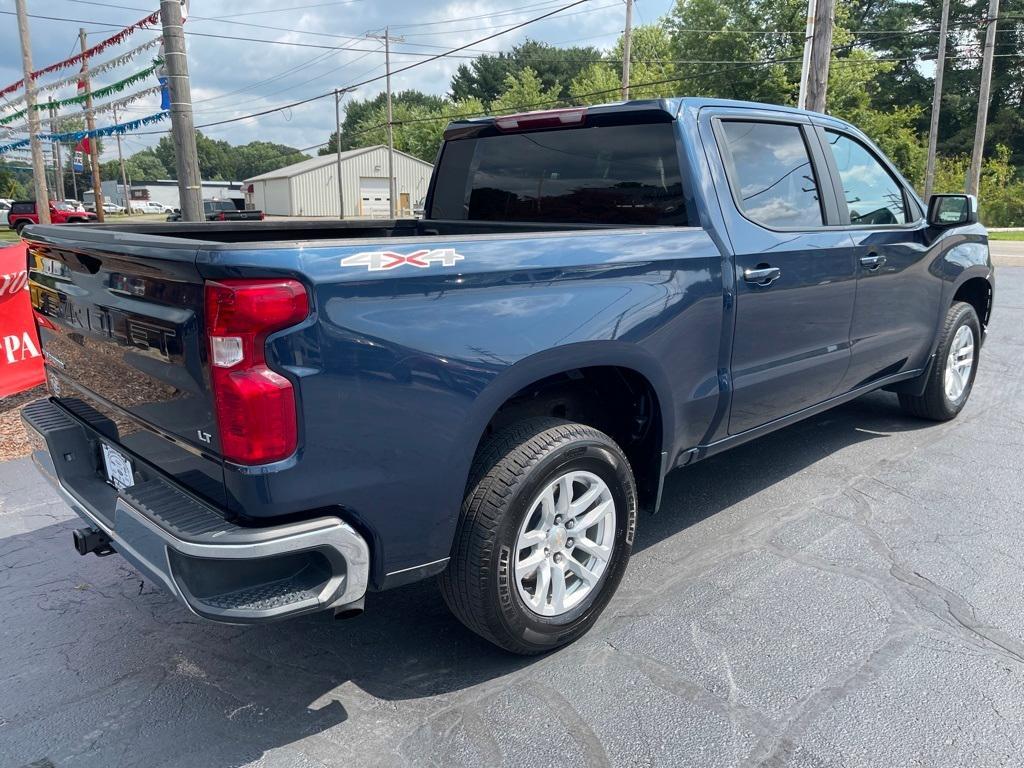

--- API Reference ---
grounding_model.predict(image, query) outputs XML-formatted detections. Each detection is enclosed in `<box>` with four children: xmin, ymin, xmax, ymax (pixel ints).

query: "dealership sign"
<box><xmin>0</xmin><ymin>243</ymin><xmax>45</xmax><ymax>398</ymax></box>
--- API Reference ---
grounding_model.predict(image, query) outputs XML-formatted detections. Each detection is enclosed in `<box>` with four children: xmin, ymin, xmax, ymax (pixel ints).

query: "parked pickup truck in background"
<box><xmin>166</xmin><ymin>199</ymin><xmax>265</xmax><ymax>222</ymax></box>
<box><xmin>8</xmin><ymin>200</ymin><xmax>97</xmax><ymax>234</ymax></box>
<box><xmin>22</xmin><ymin>98</ymin><xmax>993</xmax><ymax>654</ymax></box>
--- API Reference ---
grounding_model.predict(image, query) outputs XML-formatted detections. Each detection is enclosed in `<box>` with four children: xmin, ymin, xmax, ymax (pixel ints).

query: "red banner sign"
<box><xmin>0</xmin><ymin>243</ymin><xmax>45</xmax><ymax>398</ymax></box>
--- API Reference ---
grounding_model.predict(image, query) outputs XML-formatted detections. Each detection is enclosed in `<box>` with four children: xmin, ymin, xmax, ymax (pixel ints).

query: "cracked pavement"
<box><xmin>1</xmin><ymin>269</ymin><xmax>1022</xmax><ymax>768</ymax></box>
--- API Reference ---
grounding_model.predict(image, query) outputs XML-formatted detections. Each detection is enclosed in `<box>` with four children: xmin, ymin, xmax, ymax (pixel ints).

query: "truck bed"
<box><xmin>39</xmin><ymin>218</ymin><xmax>623</xmax><ymax>246</ymax></box>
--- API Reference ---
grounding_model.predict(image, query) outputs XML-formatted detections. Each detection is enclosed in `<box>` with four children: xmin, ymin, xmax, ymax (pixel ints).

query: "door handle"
<box><xmin>743</xmin><ymin>266</ymin><xmax>782</xmax><ymax>286</ymax></box>
<box><xmin>860</xmin><ymin>253</ymin><xmax>887</xmax><ymax>271</ymax></box>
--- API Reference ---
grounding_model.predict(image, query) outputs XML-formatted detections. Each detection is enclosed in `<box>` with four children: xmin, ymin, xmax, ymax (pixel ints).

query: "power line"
<box><xmin>124</xmin><ymin>0</ymin><xmax>594</xmax><ymax>135</ymax></box>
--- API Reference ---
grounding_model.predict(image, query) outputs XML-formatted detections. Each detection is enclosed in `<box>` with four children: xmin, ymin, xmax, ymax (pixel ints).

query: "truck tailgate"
<box><xmin>25</xmin><ymin>233</ymin><xmax>226</xmax><ymax>507</ymax></box>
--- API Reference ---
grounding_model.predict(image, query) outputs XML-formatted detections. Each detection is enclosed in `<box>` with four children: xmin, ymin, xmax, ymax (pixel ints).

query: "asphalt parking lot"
<box><xmin>2</xmin><ymin>268</ymin><xmax>1022</xmax><ymax>768</ymax></box>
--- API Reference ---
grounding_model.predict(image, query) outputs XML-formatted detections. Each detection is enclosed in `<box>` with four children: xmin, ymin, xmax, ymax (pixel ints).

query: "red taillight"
<box><xmin>494</xmin><ymin>107</ymin><xmax>586</xmax><ymax>132</ymax></box>
<box><xmin>204</xmin><ymin>279</ymin><xmax>309</xmax><ymax>464</ymax></box>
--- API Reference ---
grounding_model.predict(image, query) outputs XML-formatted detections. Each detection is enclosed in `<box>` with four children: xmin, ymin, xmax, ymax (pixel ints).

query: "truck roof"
<box><xmin>444</xmin><ymin>97</ymin><xmax>861</xmax><ymax>139</ymax></box>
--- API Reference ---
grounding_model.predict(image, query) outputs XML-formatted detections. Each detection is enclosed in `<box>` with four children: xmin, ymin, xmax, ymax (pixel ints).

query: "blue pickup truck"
<box><xmin>22</xmin><ymin>98</ymin><xmax>993</xmax><ymax>654</ymax></box>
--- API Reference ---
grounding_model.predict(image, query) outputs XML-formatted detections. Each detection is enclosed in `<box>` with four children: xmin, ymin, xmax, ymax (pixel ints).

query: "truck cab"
<box><xmin>21</xmin><ymin>98</ymin><xmax>992</xmax><ymax>653</ymax></box>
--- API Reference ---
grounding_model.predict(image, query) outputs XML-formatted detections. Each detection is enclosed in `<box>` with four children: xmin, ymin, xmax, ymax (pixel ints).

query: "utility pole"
<box><xmin>924</xmin><ymin>0</ymin><xmax>951</xmax><ymax>200</ymax></box>
<box><xmin>15</xmin><ymin>0</ymin><xmax>50</xmax><ymax>222</ymax></box>
<box><xmin>334</xmin><ymin>89</ymin><xmax>345</xmax><ymax>220</ymax></box>
<box><xmin>367</xmin><ymin>28</ymin><xmax>404</xmax><ymax>218</ymax></box>
<box><xmin>621</xmin><ymin>0</ymin><xmax>633</xmax><ymax>100</ymax></box>
<box><xmin>967</xmin><ymin>0</ymin><xmax>1000</xmax><ymax>196</ymax></box>
<box><xmin>160</xmin><ymin>0</ymin><xmax>202</xmax><ymax>221</ymax></box>
<box><xmin>79</xmin><ymin>29</ymin><xmax>105</xmax><ymax>223</ymax></box>
<box><xmin>113</xmin><ymin>105</ymin><xmax>132</xmax><ymax>215</ymax></box>
<box><xmin>797</xmin><ymin>0</ymin><xmax>818</xmax><ymax>110</ymax></box>
<box><xmin>804</xmin><ymin>0</ymin><xmax>835</xmax><ymax>112</ymax></box>
<box><xmin>49</xmin><ymin>98</ymin><xmax>65</xmax><ymax>201</ymax></box>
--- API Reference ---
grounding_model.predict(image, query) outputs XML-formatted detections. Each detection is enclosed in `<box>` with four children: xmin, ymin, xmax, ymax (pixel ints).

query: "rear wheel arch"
<box><xmin>457</xmin><ymin>347</ymin><xmax>674</xmax><ymax>515</ymax></box>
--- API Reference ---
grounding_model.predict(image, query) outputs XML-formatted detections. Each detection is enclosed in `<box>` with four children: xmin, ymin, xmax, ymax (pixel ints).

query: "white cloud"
<box><xmin>2</xmin><ymin>0</ymin><xmax>668</xmax><ymax>169</ymax></box>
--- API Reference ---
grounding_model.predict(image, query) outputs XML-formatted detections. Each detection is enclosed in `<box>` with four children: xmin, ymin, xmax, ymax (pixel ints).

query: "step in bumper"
<box><xmin>22</xmin><ymin>399</ymin><xmax>370</xmax><ymax>624</ymax></box>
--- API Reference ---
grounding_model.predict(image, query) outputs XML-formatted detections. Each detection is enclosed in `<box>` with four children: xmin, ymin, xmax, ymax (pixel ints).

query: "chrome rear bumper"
<box><xmin>22</xmin><ymin>399</ymin><xmax>370</xmax><ymax>623</ymax></box>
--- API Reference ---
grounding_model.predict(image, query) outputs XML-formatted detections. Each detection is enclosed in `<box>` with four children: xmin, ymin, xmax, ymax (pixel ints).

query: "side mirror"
<box><xmin>928</xmin><ymin>194</ymin><xmax>978</xmax><ymax>227</ymax></box>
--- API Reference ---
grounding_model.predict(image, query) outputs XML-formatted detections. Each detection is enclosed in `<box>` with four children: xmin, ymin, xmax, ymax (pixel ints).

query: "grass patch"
<box><xmin>0</xmin><ymin>229</ymin><xmax>20</xmax><ymax>244</ymax></box>
<box><xmin>989</xmin><ymin>230</ymin><xmax>1024</xmax><ymax>241</ymax></box>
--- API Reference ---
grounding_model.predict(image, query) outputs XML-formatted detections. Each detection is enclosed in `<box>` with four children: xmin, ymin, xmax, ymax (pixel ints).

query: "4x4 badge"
<box><xmin>341</xmin><ymin>248</ymin><xmax>464</xmax><ymax>272</ymax></box>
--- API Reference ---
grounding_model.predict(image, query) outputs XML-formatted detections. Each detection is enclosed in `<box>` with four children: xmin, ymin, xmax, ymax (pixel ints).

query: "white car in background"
<box><xmin>130</xmin><ymin>201</ymin><xmax>173</xmax><ymax>214</ymax></box>
<box><xmin>0</xmin><ymin>200</ymin><xmax>10</xmax><ymax>227</ymax></box>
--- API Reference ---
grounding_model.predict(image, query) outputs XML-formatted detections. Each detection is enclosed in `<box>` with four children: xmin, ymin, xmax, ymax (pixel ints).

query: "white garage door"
<box><xmin>359</xmin><ymin>177</ymin><xmax>390</xmax><ymax>218</ymax></box>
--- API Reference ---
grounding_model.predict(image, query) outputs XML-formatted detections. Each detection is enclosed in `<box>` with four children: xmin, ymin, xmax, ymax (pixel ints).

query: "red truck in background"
<box><xmin>7</xmin><ymin>200</ymin><xmax>98</xmax><ymax>235</ymax></box>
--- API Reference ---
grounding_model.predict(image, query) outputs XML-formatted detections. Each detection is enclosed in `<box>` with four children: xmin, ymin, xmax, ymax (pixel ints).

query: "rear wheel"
<box><xmin>13</xmin><ymin>220</ymin><xmax>26</xmax><ymax>235</ymax></box>
<box><xmin>439</xmin><ymin>418</ymin><xmax>637</xmax><ymax>654</ymax></box>
<box><xmin>899</xmin><ymin>301</ymin><xmax>981</xmax><ymax>421</ymax></box>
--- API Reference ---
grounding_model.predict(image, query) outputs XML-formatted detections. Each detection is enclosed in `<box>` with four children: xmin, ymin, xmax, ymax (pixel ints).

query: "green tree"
<box><xmin>664</xmin><ymin>0</ymin><xmax>804</xmax><ymax>102</ymax></box>
<box><xmin>0</xmin><ymin>160</ymin><xmax>27</xmax><ymax>199</ymax></box>
<box><xmin>319</xmin><ymin>90</ymin><xmax>444</xmax><ymax>156</ymax></box>
<box><xmin>152</xmin><ymin>134</ymin><xmax>306</xmax><ymax>180</ymax></box>
<box><xmin>933</xmin><ymin>145</ymin><xmax>1024</xmax><ymax>227</ymax></box>
<box><xmin>491</xmin><ymin>68</ymin><xmax>563</xmax><ymax>114</ymax></box>
<box><xmin>570</xmin><ymin>25</ymin><xmax>678</xmax><ymax>102</ymax></box>
<box><xmin>345</xmin><ymin>98</ymin><xmax>485</xmax><ymax>163</ymax></box>
<box><xmin>450</xmin><ymin>40</ymin><xmax>601</xmax><ymax>107</ymax></box>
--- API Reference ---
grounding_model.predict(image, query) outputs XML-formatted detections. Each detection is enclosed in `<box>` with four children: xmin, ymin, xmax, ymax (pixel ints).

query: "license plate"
<box><xmin>101</xmin><ymin>444</ymin><xmax>135</xmax><ymax>490</ymax></box>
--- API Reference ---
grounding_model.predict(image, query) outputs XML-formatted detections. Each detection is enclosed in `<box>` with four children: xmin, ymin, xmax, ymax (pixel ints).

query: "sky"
<box><xmin>0</xmin><ymin>0</ymin><xmax>676</xmax><ymax>169</ymax></box>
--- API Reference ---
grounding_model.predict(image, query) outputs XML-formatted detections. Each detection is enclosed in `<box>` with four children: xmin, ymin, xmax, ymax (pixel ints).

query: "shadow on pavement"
<box><xmin>0</xmin><ymin>390</ymin><xmax>938</xmax><ymax>767</ymax></box>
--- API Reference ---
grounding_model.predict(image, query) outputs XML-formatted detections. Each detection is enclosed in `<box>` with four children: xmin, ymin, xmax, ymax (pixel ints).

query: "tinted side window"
<box><xmin>825</xmin><ymin>130</ymin><xmax>907</xmax><ymax>225</ymax></box>
<box><xmin>431</xmin><ymin>123</ymin><xmax>687</xmax><ymax>226</ymax></box>
<box><xmin>720</xmin><ymin>121</ymin><xmax>824</xmax><ymax>228</ymax></box>
<box><xmin>11</xmin><ymin>202</ymin><xmax>33</xmax><ymax>213</ymax></box>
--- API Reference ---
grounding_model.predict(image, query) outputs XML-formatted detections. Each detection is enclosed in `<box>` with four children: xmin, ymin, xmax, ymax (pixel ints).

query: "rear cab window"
<box><xmin>430</xmin><ymin>122</ymin><xmax>688</xmax><ymax>226</ymax></box>
<box><xmin>717</xmin><ymin>120</ymin><xmax>824</xmax><ymax>229</ymax></box>
<box><xmin>11</xmin><ymin>202</ymin><xmax>34</xmax><ymax>214</ymax></box>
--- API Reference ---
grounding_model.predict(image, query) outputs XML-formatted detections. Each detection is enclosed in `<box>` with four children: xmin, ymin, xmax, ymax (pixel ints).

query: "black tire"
<box><xmin>899</xmin><ymin>301</ymin><xmax>981</xmax><ymax>421</ymax></box>
<box><xmin>13</xmin><ymin>220</ymin><xmax>26</xmax><ymax>235</ymax></box>
<box><xmin>439</xmin><ymin>418</ymin><xmax>637</xmax><ymax>655</ymax></box>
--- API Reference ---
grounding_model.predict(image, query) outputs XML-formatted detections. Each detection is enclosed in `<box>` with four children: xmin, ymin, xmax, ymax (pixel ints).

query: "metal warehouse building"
<box><xmin>244</xmin><ymin>145</ymin><xmax>433</xmax><ymax>218</ymax></box>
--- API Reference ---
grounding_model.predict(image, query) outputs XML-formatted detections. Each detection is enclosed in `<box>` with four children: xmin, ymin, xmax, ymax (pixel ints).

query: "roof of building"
<box><xmin>244</xmin><ymin>145</ymin><xmax>433</xmax><ymax>183</ymax></box>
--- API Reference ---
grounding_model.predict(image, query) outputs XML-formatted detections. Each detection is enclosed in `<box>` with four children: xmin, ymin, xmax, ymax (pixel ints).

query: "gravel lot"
<box><xmin>1</xmin><ymin>268</ymin><xmax>1021</xmax><ymax>768</ymax></box>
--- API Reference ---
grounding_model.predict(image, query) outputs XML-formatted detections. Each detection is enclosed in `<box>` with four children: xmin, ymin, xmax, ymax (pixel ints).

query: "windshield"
<box><xmin>430</xmin><ymin>122</ymin><xmax>687</xmax><ymax>226</ymax></box>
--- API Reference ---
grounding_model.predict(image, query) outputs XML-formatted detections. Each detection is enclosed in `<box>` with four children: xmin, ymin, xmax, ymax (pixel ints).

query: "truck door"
<box><xmin>700</xmin><ymin>110</ymin><xmax>857</xmax><ymax>435</ymax></box>
<box><xmin>812</xmin><ymin>125</ymin><xmax>943</xmax><ymax>391</ymax></box>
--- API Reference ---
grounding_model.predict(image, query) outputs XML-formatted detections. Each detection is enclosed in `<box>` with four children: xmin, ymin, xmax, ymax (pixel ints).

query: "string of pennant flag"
<box><xmin>0</xmin><ymin>110</ymin><xmax>170</xmax><ymax>154</ymax></box>
<box><xmin>0</xmin><ymin>11</ymin><xmax>160</xmax><ymax>99</ymax></box>
<box><xmin>0</xmin><ymin>61</ymin><xmax>164</xmax><ymax>126</ymax></box>
<box><xmin>1</xmin><ymin>86</ymin><xmax>165</xmax><ymax>134</ymax></box>
<box><xmin>0</xmin><ymin>38</ymin><xmax>163</xmax><ymax>111</ymax></box>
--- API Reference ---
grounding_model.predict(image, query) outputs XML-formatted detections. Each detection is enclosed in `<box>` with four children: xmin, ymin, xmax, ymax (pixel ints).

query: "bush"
<box><xmin>930</xmin><ymin>146</ymin><xmax>1024</xmax><ymax>227</ymax></box>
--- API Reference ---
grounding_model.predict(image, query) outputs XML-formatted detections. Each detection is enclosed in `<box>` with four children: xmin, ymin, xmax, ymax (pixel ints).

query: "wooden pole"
<box><xmin>805</xmin><ymin>0</ymin><xmax>835</xmax><ymax>113</ymax></box>
<box><xmin>79</xmin><ymin>28</ymin><xmax>105</xmax><ymax>223</ymax></box>
<box><xmin>160</xmin><ymin>0</ymin><xmax>202</xmax><ymax>221</ymax></box>
<box><xmin>15</xmin><ymin>0</ymin><xmax>50</xmax><ymax>222</ymax></box>
<box><xmin>113</xmin><ymin>105</ymin><xmax>132</xmax><ymax>215</ymax></box>
<box><xmin>966</xmin><ymin>0</ymin><xmax>1000</xmax><ymax>196</ymax></box>
<box><xmin>621</xmin><ymin>0</ymin><xmax>633</xmax><ymax>100</ymax></box>
<box><xmin>335</xmin><ymin>89</ymin><xmax>345</xmax><ymax>219</ymax></box>
<box><xmin>49</xmin><ymin>98</ymin><xmax>65</xmax><ymax>201</ymax></box>
<box><xmin>924</xmin><ymin>0</ymin><xmax>951</xmax><ymax>200</ymax></box>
